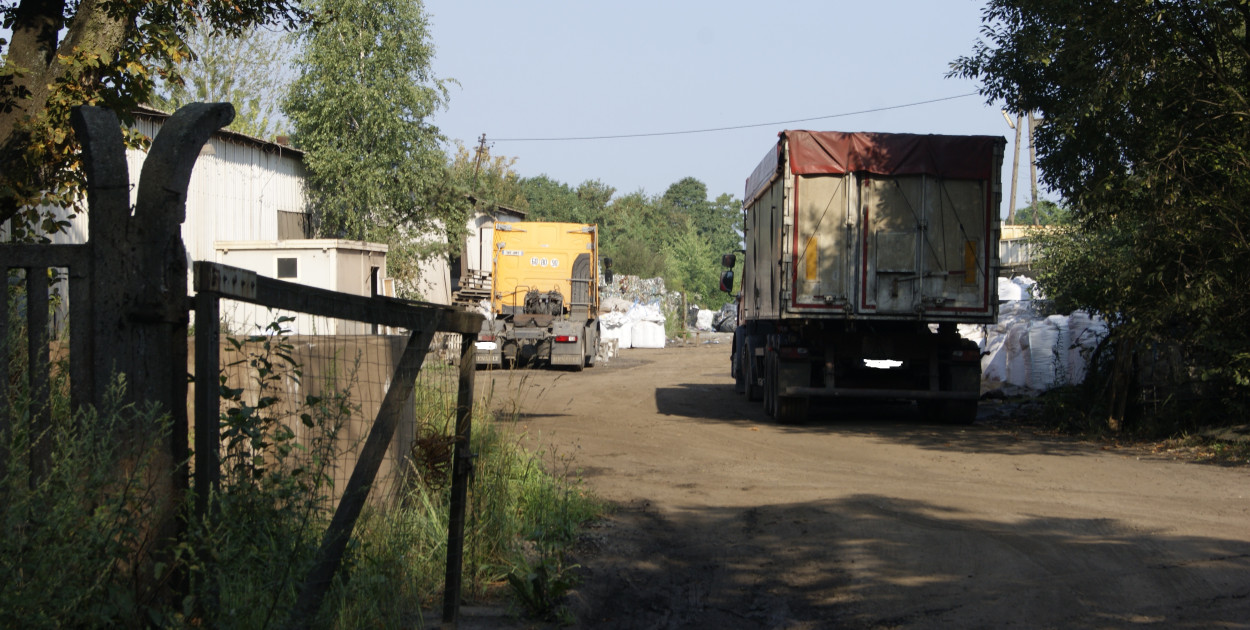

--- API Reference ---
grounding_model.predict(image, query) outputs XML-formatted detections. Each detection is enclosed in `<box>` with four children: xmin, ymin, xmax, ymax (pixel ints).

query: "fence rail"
<box><xmin>193</xmin><ymin>261</ymin><xmax>482</xmax><ymax>626</ymax></box>
<box><xmin>2</xmin><ymin>104</ymin><xmax>485</xmax><ymax>627</ymax></box>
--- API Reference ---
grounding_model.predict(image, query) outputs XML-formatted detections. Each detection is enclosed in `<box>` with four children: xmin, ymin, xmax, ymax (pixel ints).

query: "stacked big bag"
<box><xmin>975</xmin><ymin>277</ymin><xmax>1109</xmax><ymax>393</ymax></box>
<box><xmin>599</xmin><ymin>297</ymin><xmax>666</xmax><ymax>349</ymax></box>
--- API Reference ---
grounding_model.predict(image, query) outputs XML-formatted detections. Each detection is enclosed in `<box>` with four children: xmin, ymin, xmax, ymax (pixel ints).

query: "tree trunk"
<box><xmin>1106</xmin><ymin>338</ymin><xmax>1136</xmax><ymax>432</ymax></box>
<box><xmin>0</xmin><ymin>0</ymin><xmax>130</xmax><ymax>226</ymax></box>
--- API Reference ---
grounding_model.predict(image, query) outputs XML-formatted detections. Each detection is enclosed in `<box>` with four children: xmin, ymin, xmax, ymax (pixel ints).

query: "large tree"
<box><xmin>0</xmin><ymin>0</ymin><xmax>306</xmax><ymax>239</ymax></box>
<box><xmin>447</xmin><ymin>141</ymin><xmax>529</xmax><ymax>211</ymax></box>
<box><xmin>148</xmin><ymin>23</ymin><xmax>296</xmax><ymax>140</ymax></box>
<box><xmin>284</xmin><ymin>0</ymin><xmax>463</xmax><ymax>296</ymax></box>
<box><xmin>660</xmin><ymin>177</ymin><xmax>740</xmax><ymax>253</ymax></box>
<box><xmin>518</xmin><ymin>175</ymin><xmax>615</xmax><ymax>226</ymax></box>
<box><xmin>951</xmin><ymin>0</ymin><xmax>1250</xmax><ymax>428</ymax></box>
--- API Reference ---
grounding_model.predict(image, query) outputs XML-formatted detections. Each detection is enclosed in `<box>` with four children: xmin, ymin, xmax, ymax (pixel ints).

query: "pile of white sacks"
<box><xmin>963</xmin><ymin>277</ymin><xmax>1109</xmax><ymax>393</ymax></box>
<box><xmin>599</xmin><ymin>296</ymin><xmax>666</xmax><ymax>349</ymax></box>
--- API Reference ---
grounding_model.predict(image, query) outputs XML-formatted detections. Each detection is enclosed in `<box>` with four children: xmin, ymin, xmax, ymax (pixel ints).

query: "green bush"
<box><xmin>0</xmin><ymin>377</ymin><xmax>176</xmax><ymax>627</ymax></box>
<box><xmin>1</xmin><ymin>311</ymin><xmax>602</xmax><ymax>628</ymax></box>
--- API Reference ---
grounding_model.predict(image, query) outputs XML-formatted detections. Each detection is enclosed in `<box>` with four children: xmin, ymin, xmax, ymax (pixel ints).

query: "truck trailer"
<box><xmin>724</xmin><ymin>130</ymin><xmax>1006</xmax><ymax>423</ymax></box>
<box><xmin>475</xmin><ymin>221</ymin><xmax>601</xmax><ymax>370</ymax></box>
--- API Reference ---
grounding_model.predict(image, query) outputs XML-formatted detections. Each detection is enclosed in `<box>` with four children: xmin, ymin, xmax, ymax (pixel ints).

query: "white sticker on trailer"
<box><xmin>502</xmin><ymin>249</ymin><xmax>522</xmax><ymax>256</ymax></box>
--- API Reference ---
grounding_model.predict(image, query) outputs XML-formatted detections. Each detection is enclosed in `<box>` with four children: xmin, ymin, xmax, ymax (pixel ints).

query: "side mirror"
<box><xmin>720</xmin><ymin>253</ymin><xmax>737</xmax><ymax>268</ymax></box>
<box><xmin>719</xmin><ymin>269</ymin><xmax>734</xmax><ymax>293</ymax></box>
<box><xmin>602</xmin><ymin>257</ymin><xmax>614</xmax><ymax>283</ymax></box>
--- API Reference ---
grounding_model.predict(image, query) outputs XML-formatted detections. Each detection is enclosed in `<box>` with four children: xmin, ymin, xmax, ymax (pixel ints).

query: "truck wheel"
<box><xmin>924</xmin><ymin>363</ymin><xmax>979</xmax><ymax>424</ymax></box>
<box><xmin>745</xmin><ymin>338</ymin><xmax>763</xmax><ymax>402</ymax></box>
<box><xmin>732</xmin><ymin>334</ymin><xmax>746</xmax><ymax>394</ymax></box>
<box><xmin>775</xmin><ymin>395</ymin><xmax>809</xmax><ymax>425</ymax></box>
<box><xmin>763</xmin><ymin>350</ymin><xmax>777</xmax><ymax>417</ymax></box>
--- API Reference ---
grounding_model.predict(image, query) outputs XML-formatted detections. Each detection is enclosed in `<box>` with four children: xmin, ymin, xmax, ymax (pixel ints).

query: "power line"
<box><xmin>488</xmin><ymin>92</ymin><xmax>981</xmax><ymax>142</ymax></box>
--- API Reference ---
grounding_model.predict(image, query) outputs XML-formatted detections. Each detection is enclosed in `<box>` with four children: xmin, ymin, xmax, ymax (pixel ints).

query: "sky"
<box><xmin>423</xmin><ymin>0</ymin><xmax>1043</xmax><ymax>213</ymax></box>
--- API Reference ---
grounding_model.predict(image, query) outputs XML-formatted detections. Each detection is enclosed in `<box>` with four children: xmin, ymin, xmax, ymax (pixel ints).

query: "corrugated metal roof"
<box><xmin>132</xmin><ymin>105</ymin><xmax>305</xmax><ymax>158</ymax></box>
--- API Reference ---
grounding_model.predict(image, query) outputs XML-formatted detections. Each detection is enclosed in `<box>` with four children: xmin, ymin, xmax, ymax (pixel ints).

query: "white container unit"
<box><xmin>215</xmin><ymin>239</ymin><xmax>388</xmax><ymax>335</ymax></box>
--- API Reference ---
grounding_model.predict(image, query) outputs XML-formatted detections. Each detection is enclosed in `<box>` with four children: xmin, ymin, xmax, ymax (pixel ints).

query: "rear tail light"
<box><xmin>952</xmin><ymin>349</ymin><xmax>980</xmax><ymax>361</ymax></box>
<box><xmin>479</xmin><ymin>334</ymin><xmax>496</xmax><ymax>342</ymax></box>
<box><xmin>778</xmin><ymin>347</ymin><xmax>810</xmax><ymax>360</ymax></box>
<box><xmin>554</xmin><ymin>335</ymin><xmax>579</xmax><ymax>343</ymax></box>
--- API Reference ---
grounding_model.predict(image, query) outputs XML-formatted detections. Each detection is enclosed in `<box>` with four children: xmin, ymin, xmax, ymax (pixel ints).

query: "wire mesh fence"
<box><xmin>207</xmin><ymin>300</ymin><xmax>466</xmax><ymax>510</ymax></box>
<box><xmin>192</xmin><ymin>261</ymin><xmax>482</xmax><ymax>625</ymax></box>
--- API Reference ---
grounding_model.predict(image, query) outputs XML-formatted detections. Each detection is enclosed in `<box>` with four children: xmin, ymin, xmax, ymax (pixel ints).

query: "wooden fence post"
<box><xmin>442</xmin><ymin>330</ymin><xmax>479</xmax><ymax>624</ymax></box>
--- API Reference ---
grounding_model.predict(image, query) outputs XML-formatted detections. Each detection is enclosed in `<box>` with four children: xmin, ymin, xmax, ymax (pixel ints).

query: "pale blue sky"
<box><xmin>2</xmin><ymin>1</ymin><xmax>1041</xmax><ymax>211</ymax></box>
<box><xmin>424</xmin><ymin>0</ymin><xmax>1039</xmax><ymax>211</ymax></box>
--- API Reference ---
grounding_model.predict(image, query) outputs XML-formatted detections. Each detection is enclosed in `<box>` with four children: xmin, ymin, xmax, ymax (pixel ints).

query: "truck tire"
<box><xmin>763</xmin><ymin>350</ymin><xmax>777</xmax><ymax>417</ymax></box>
<box><xmin>732</xmin><ymin>333</ymin><xmax>746</xmax><ymax>394</ymax></box>
<box><xmin>775</xmin><ymin>395</ymin><xmax>809</xmax><ymax>425</ymax></box>
<box><xmin>745</xmin><ymin>338</ymin><xmax>763</xmax><ymax>402</ymax></box>
<box><xmin>922</xmin><ymin>363</ymin><xmax>979</xmax><ymax>424</ymax></box>
<box><xmin>585</xmin><ymin>323</ymin><xmax>600</xmax><ymax>368</ymax></box>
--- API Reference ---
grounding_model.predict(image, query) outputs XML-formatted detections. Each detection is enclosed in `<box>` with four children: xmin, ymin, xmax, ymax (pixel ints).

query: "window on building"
<box><xmin>277</xmin><ymin>257</ymin><xmax>298</xmax><ymax>279</ymax></box>
<box><xmin>277</xmin><ymin>211</ymin><xmax>312</xmax><ymax>240</ymax></box>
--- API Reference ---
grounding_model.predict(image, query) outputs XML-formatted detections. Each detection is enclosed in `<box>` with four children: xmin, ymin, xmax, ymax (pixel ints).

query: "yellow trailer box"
<box><xmin>477</xmin><ymin>222</ymin><xmax>600</xmax><ymax>370</ymax></box>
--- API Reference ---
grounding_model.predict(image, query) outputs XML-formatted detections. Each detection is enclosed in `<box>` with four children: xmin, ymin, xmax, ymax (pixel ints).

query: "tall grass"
<box><xmin>1</xmin><ymin>304</ymin><xmax>603</xmax><ymax>628</ymax></box>
<box><xmin>329</xmin><ymin>370</ymin><xmax>603</xmax><ymax>627</ymax></box>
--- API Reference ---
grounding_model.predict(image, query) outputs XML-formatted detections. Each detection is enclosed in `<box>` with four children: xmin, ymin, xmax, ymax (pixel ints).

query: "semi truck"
<box><xmin>723</xmin><ymin>130</ymin><xmax>1006</xmax><ymax>423</ymax></box>
<box><xmin>475</xmin><ymin>221</ymin><xmax>601</xmax><ymax>370</ymax></box>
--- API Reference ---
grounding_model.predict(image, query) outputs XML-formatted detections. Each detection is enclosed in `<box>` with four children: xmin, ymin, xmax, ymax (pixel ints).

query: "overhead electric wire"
<box><xmin>488</xmin><ymin>92</ymin><xmax>981</xmax><ymax>142</ymax></box>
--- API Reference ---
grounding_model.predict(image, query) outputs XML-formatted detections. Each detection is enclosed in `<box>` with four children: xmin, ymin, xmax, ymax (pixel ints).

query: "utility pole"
<box><xmin>1006</xmin><ymin>112</ymin><xmax>1022</xmax><ymax>225</ymax></box>
<box><xmin>1027</xmin><ymin>112</ymin><xmax>1040</xmax><ymax>225</ymax></box>
<box><xmin>472</xmin><ymin>133</ymin><xmax>488</xmax><ymax>190</ymax></box>
<box><xmin>470</xmin><ymin>133</ymin><xmax>490</xmax><ymax>295</ymax></box>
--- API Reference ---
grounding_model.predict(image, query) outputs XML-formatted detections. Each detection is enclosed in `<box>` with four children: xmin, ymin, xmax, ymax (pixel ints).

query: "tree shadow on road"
<box><xmin>655</xmin><ymin>383</ymin><xmax>1095</xmax><ymax>458</ymax></box>
<box><xmin>563</xmin><ymin>494</ymin><xmax>1250</xmax><ymax>629</ymax></box>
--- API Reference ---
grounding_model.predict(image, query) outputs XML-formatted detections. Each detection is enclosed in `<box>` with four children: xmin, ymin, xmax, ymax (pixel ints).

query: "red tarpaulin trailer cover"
<box><xmin>745</xmin><ymin>130</ymin><xmax>1004</xmax><ymax>202</ymax></box>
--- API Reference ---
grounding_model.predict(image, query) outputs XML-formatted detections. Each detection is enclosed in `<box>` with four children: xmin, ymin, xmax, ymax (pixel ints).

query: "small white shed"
<box><xmin>215</xmin><ymin>239</ymin><xmax>388</xmax><ymax>335</ymax></box>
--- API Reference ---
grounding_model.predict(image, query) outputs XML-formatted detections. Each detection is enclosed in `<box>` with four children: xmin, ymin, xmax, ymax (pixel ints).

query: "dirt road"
<box><xmin>474</xmin><ymin>341</ymin><xmax>1250</xmax><ymax>629</ymax></box>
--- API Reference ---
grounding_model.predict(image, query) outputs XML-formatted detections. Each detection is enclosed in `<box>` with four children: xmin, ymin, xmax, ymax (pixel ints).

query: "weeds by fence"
<box><xmin>1</xmin><ymin>290</ymin><xmax>603</xmax><ymax>627</ymax></box>
<box><xmin>1</xmin><ymin>104</ymin><xmax>603</xmax><ymax>627</ymax></box>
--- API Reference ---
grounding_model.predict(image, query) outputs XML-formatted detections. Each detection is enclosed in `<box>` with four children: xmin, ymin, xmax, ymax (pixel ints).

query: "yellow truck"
<box><xmin>475</xmin><ymin>222</ymin><xmax>601</xmax><ymax>370</ymax></box>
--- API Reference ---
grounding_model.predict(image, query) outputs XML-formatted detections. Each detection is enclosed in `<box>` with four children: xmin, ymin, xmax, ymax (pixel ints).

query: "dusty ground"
<box><xmin>456</xmin><ymin>340</ymin><xmax>1250</xmax><ymax>629</ymax></box>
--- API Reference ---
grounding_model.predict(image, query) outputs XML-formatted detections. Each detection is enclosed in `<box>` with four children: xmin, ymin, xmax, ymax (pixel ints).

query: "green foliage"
<box><xmin>611</xmin><ymin>235</ymin><xmax>668</xmax><ymax>279</ymax></box>
<box><xmin>0</xmin><ymin>0</ymin><xmax>309</xmax><ymax>239</ymax></box>
<box><xmin>149</xmin><ymin>24</ymin><xmax>296</xmax><ymax>139</ymax></box>
<box><xmin>519</xmin><ymin>175</ymin><xmax>616</xmax><ymax>226</ymax></box>
<box><xmin>1011</xmin><ymin>199</ymin><xmax>1070</xmax><ymax>226</ymax></box>
<box><xmin>0</xmin><ymin>375</ymin><xmax>176</xmax><ymax>628</ymax></box>
<box><xmin>329</xmin><ymin>400</ymin><xmax>603</xmax><ymax>627</ymax></box>
<box><xmin>448</xmin><ymin>141</ymin><xmax>530</xmax><ymax>211</ymax></box>
<box><xmin>660</xmin><ymin>178</ymin><xmax>741</xmax><ymax>257</ymax></box>
<box><xmin>953</xmin><ymin>0</ymin><xmax>1250</xmax><ymax>430</ymax></box>
<box><xmin>506</xmin><ymin>553</ymin><xmax>579</xmax><ymax>624</ymax></box>
<box><xmin>176</xmin><ymin>317</ymin><xmax>357</xmax><ymax>629</ymax></box>
<box><xmin>2</xmin><ymin>284</ymin><xmax>602</xmax><ymax>627</ymax></box>
<box><xmin>285</xmin><ymin>0</ymin><xmax>467</xmax><ymax>297</ymax></box>
<box><xmin>664</xmin><ymin>216</ymin><xmax>721</xmax><ymax>304</ymax></box>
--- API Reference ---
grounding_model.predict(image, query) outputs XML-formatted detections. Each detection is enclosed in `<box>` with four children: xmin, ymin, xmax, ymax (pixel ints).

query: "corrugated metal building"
<box><xmin>51</xmin><ymin>107</ymin><xmax>310</xmax><ymax>255</ymax></box>
<box><xmin>33</xmin><ymin>107</ymin><xmax>402</xmax><ymax>333</ymax></box>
